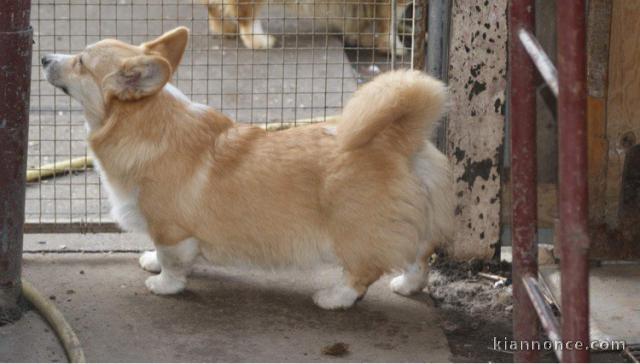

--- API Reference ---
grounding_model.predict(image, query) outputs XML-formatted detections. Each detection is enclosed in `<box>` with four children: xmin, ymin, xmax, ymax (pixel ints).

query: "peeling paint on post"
<box><xmin>446</xmin><ymin>0</ymin><xmax>507</xmax><ymax>260</ymax></box>
<box><xmin>0</xmin><ymin>1</ymin><xmax>32</xmax><ymax>320</ymax></box>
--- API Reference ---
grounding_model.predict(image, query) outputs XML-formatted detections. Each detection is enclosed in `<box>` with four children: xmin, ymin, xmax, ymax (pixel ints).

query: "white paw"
<box><xmin>139</xmin><ymin>251</ymin><xmax>161</xmax><ymax>273</ymax></box>
<box><xmin>392</xmin><ymin>39</ymin><xmax>407</xmax><ymax>56</ymax></box>
<box><xmin>313</xmin><ymin>285</ymin><xmax>360</xmax><ymax>310</ymax></box>
<box><xmin>245</xmin><ymin>34</ymin><xmax>276</xmax><ymax>49</ymax></box>
<box><xmin>263</xmin><ymin>34</ymin><xmax>277</xmax><ymax>49</ymax></box>
<box><xmin>390</xmin><ymin>273</ymin><xmax>425</xmax><ymax>296</ymax></box>
<box><xmin>145</xmin><ymin>274</ymin><xmax>185</xmax><ymax>295</ymax></box>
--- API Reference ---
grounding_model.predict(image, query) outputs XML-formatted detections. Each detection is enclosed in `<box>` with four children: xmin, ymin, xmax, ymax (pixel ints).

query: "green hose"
<box><xmin>21</xmin><ymin>280</ymin><xmax>86</xmax><ymax>363</ymax></box>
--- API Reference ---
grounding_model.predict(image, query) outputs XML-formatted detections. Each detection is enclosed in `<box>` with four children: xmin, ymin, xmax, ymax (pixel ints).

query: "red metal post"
<box><xmin>508</xmin><ymin>0</ymin><xmax>539</xmax><ymax>362</ymax></box>
<box><xmin>557</xmin><ymin>1</ymin><xmax>590</xmax><ymax>362</ymax></box>
<box><xmin>0</xmin><ymin>1</ymin><xmax>32</xmax><ymax>320</ymax></box>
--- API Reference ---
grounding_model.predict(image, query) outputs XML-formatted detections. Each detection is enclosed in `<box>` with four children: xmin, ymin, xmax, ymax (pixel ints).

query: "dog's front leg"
<box><xmin>139</xmin><ymin>238</ymin><xmax>200</xmax><ymax>295</ymax></box>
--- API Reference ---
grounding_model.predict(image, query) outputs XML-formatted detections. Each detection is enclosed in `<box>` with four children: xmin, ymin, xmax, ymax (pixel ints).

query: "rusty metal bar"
<box><xmin>508</xmin><ymin>0</ymin><xmax>539</xmax><ymax>362</ymax></box>
<box><xmin>557</xmin><ymin>1</ymin><xmax>590</xmax><ymax>362</ymax></box>
<box><xmin>523</xmin><ymin>275</ymin><xmax>562</xmax><ymax>360</ymax></box>
<box><xmin>0</xmin><ymin>0</ymin><xmax>33</xmax><ymax>321</ymax></box>
<box><xmin>518</xmin><ymin>29</ymin><xmax>559</xmax><ymax>97</ymax></box>
<box><xmin>410</xmin><ymin>0</ymin><xmax>428</xmax><ymax>71</ymax></box>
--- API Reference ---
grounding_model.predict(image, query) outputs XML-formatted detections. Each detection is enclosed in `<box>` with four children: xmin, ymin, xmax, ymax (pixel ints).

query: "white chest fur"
<box><xmin>83</xmin><ymin>84</ymin><xmax>194</xmax><ymax>234</ymax></box>
<box><xmin>91</xmin><ymin>155</ymin><xmax>148</xmax><ymax>232</ymax></box>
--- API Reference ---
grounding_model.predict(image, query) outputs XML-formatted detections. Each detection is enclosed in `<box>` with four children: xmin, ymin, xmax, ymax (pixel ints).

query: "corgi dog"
<box><xmin>200</xmin><ymin>0</ymin><xmax>412</xmax><ymax>55</ymax></box>
<box><xmin>41</xmin><ymin>27</ymin><xmax>453</xmax><ymax>310</ymax></box>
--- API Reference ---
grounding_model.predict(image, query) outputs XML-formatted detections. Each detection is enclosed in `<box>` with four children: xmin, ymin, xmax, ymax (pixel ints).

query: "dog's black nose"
<box><xmin>41</xmin><ymin>55</ymin><xmax>52</xmax><ymax>67</ymax></box>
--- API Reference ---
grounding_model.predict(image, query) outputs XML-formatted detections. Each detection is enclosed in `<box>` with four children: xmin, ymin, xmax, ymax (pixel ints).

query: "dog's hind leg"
<box><xmin>372</xmin><ymin>3</ymin><xmax>407</xmax><ymax>56</ymax></box>
<box><xmin>236</xmin><ymin>3</ymin><xmax>276</xmax><ymax>49</ymax></box>
<box><xmin>389</xmin><ymin>241</ymin><xmax>436</xmax><ymax>296</ymax></box>
<box><xmin>143</xmin><ymin>238</ymin><xmax>200</xmax><ymax>295</ymax></box>
<box><xmin>313</xmin><ymin>268</ymin><xmax>382</xmax><ymax>310</ymax></box>
<box><xmin>313</xmin><ymin>252</ymin><xmax>383</xmax><ymax>310</ymax></box>
<box><xmin>207</xmin><ymin>4</ymin><xmax>238</xmax><ymax>36</ymax></box>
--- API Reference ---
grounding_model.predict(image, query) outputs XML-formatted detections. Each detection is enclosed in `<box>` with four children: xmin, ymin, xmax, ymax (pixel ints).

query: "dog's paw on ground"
<box><xmin>139</xmin><ymin>251</ymin><xmax>161</xmax><ymax>273</ymax></box>
<box><xmin>145</xmin><ymin>274</ymin><xmax>185</xmax><ymax>295</ymax></box>
<box><xmin>312</xmin><ymin>285</ymin><xmax>359</xmax><ymax>310</ymax></box>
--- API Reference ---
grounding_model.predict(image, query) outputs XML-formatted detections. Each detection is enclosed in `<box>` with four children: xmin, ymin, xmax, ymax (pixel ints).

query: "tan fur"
<box><xmin>42</xmin><ymin>27</ymin><xmax>454</xmax><ymax>304</ymax></box>
<box><xmin>201</xmin><ymin>0</ymin><xmax>411</xmax><ymax>54</ymax></box>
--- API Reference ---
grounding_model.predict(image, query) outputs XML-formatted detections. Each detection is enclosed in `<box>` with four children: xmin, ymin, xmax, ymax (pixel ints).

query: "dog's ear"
<box><xmin>141</xmin><ymin>27</ymin><xmax>189</xmax><ymax>73</ymax></box>
<box><xmin>102</xmin><ymin>55</ymin><xmax>171</xmax><ymax>101</ymax></box>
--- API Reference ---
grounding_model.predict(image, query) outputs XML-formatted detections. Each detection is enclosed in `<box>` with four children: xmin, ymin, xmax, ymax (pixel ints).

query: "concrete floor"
<box><xmin>540</xmin><ymin>263</ymin><xmax>640</xmax><ymax>347</ymax></box>
<box><xmin>1</xmin><ymin>235</ymin><xmax>451</xmax><ymax>362</ymax></box>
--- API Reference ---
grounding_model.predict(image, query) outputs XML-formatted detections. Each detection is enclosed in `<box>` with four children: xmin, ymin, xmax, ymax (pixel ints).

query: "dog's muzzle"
<box><xmin>41</xmin><ymin>54</ymin><xmax>70</xmax><ymax>95</ymax></box>
<box><xmin>41</xmin><ymin>55</ymin><xmax>53</xmax><ymax>68</ymax></box>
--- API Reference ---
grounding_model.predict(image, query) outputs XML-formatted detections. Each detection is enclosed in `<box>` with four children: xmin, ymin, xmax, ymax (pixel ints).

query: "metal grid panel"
<box><xmin>25</xmin><ymin>0</ymin><xmax>425</xmax><ymax>232</ymax></box>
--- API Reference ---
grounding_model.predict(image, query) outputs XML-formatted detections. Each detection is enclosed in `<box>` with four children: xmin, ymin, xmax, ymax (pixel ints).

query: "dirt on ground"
<box><xmin>427</xmin><ymin>253</ymin><xmax>631</xmax><ymax>363</ymax></box>
<box><xmin>426</xmin><ymin>254</ymin><xmax>521</xmax><ymax>362</ymax></box>
<box><xmin>429</xmin><ymin>255</ymin><xmax>513</xmax><ymax>321</ymax></box>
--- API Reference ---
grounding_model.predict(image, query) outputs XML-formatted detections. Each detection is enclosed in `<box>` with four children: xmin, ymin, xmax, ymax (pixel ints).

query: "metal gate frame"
<box><xmin>509</xmin><ymin>0</ymin><xmax>590</xmax><ymax>362</ymax></box>
<box><xmin>0</xmin><ymin>0</ymin><xmax>33</xmax><ymax>319</ymax></box>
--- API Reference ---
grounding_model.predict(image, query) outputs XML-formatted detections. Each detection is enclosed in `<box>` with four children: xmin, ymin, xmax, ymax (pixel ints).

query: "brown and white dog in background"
<box><xmin>200</xmin><ymin>0</ymin><xmax>412</xmax><ymax>55</ymax></box>
<box><xmin>41</xmin><ymin>27</ymin><xmax>453</xmax><ymax>309</ymax></box>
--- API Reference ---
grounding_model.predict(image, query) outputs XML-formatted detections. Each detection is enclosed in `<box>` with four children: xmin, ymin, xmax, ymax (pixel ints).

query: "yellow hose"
<box><xmin>21</xmin><ymin>280</ymin><xmax>86</xmax><ymax>363</ymax></box>
<box><xmin>26</xmin><ymin>157</ymin><xmax>93</xmax><ymax>183</ymax></box>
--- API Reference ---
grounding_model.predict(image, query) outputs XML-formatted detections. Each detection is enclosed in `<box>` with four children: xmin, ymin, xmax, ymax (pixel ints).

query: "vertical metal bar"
<box><xmin>426</xmin><ymin>0</ymin><xmax>451</xmax><ymax>152</ymax></box>
<box><xmin>508</xmin><ymin>0</ymin><xmax>539</xmax><ymax>362</ymax></box>
<box><xmin>0</xmin><ymin>0</ymin><xmax>33</xmax><ymax>320</ymax></box>
<box><xmin>391</xmin><ymin>0</ymin><xmax>398</xmax><ymax>69</ymax></box>
<box><xmin>426</xmin><ymin>0</ymin><xmax>451</xmax><ymax>78</ymax></box>
<box><xmin>557</xmin><ymin>1</ymin><xmax>590</xmax><ymax>362</ymax></box>
<box><xmin>410</xmin><ymin>0</ymin><xmax>428</xmax><ymax>71</ymax></box>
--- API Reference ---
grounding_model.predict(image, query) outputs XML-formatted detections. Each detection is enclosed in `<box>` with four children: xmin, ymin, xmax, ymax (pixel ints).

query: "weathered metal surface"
<box><xmin>446</xmin><ymin>0</ymin><xmax>507</xmax><ymax>260</ymax></box>
<box><xmin>518</xmin><ymin>29</ymin><xmax>558</xmax><ymax>97</ymax></box>
<box><xmin>509</xmin><ymin>0</ymin><xmax>539</xmax><ymax>361</ymax></box>
<box><xmin>410</xmin><ymin>0</ymin><xmax>428</xmax><ymax>71</ymax></box>
<box><xmin>523</xmin><ymin>275</ymin><xmax>562</xmax><ymax>361</ymax></box>
<box><xmin>0</xmin><ymin>0</ymin><xmax>32</xmax><ymax>320</ymax></box>
<box><xmin>427</xmin><ymin>0</ymin><xmax>451</xmax><ymax>151</ymax></box>
<box><xmin>426</xmin><ymin>0</ymin><xmax>451</xmax><ymax>80</ymax></box>
<box><xmin>557</xmin><ymin>1</ymin><xmax>590</xmax><ymax>362</ymax></box>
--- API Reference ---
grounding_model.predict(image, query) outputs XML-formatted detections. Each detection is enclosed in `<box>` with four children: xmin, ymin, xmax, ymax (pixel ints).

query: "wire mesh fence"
<box><xmin>25</xmin><ymin>0</ymin><xmax>427</xmax><ymax>233</ymax></box>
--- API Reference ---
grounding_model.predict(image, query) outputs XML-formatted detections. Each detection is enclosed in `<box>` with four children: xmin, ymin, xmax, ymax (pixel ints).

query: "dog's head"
<box><xmin>42</xmin><ymin>27</ymin><xmax>189</xmax><ymax>125</ymax></box>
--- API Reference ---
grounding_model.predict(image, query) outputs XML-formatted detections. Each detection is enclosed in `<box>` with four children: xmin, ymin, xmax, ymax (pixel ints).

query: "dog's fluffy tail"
<box><xmin>337</xmin><ymin>70</ymin><xmax>447</xmax><ymax>155</ymax></box>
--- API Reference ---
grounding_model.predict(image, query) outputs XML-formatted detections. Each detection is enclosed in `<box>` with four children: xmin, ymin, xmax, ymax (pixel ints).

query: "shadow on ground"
<box><xmin>1</xmin><ymin>253</ymin><xmax>450</xmax><ymax>362</ymax></box>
